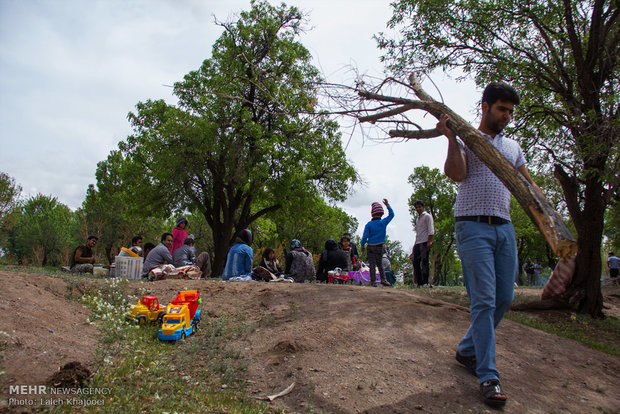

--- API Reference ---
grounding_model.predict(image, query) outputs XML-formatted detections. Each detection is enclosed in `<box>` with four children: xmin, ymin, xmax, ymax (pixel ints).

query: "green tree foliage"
<box><xmin>119</xmin><ymin>1</ymin><xmax>357</xmax><ymax>275</ymax></box>
<box><xmin>604</xmin><ymin>203</ymin><xmax>620</xmax><ymax>253</ymax></box>
<box><xmin>10</xmin><ymin>194</ymin><xmax>75</xmax><ymax>266</ymax></box>
<box><xmin>380</xmin><ymin>0</ymin><xmax>619</xmax><ymax>316</ymax></box>
<box><xmin>267</xmin><ymin>197</ymin><xmax>358</xmax><ymax>255</ymax></box>
<box><xmin>0</xmin><ymin>172</ymin><xmax>22</xmax><ymax>252</ymax></box>
<box><xmin>82</xmin><ymin>151</ymin><xmax>167</xmax><ymax>264</ymax></box>
<box><xmin>385</xmin><ymin>238</ymin><xmax>408</xmax><ymax>275</ymax></box>
<box><xmin>408</xmin><ymin>166</ymin><xmax>460</xmax><ymax>285</ymax></box>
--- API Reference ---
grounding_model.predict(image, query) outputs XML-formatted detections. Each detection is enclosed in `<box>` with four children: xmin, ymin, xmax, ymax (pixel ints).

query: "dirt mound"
<box><xmin>0</xmin><ymin>272</ymin><xmax>619</xmax><ymax>413</ymax></box>
<box><xmin>45</xmin><ymin>361</ymin><xmax>92</xmax><ymax>388</ymax></box>
<box><xmin>137</xmin><ymin>279</ymin><xmax>620</xmax><ymax>413</ymax></box>
<box><xmin>0</xmin><ymin>272</ymin><xmax>99</xmax><ymax>394</ymax></box>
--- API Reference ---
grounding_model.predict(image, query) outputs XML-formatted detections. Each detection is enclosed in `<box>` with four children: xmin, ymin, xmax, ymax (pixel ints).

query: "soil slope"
<box><xmin>0</xmin><ymin>271</ymin><xmax>619</xmax><ymax>413</ymax></box>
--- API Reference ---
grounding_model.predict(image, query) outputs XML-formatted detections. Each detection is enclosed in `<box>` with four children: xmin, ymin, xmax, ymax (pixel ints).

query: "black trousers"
<box><xmin>413</xmin><ymin>242</ymin><xmax>430</xmax><ymax>286</ymax></box>
<box><xmin>367</xmin><ymin>244</ymin><xmax>385</xmax><ymax>283</ymax></box>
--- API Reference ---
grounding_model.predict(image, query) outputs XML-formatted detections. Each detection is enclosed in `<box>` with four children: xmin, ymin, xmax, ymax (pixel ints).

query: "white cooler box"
<box><xmin>115</xmin><ymin>256</ymin><xmax>143</xmax><ymax>279</ymax></box>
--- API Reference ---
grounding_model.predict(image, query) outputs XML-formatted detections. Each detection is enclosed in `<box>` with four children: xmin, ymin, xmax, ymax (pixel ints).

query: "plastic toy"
<box><xmin>126</xmin><ymin>295</ymin><xmax>165</xmax><ymax>325</ymax></box>
<box><xmin>158</xmin><ymin>290</ymin><xmax>202</xmax><ymax>341</ymax></box>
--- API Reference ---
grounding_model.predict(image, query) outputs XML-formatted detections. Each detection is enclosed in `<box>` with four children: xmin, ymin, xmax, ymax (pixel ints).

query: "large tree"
<box><xmin>119</xmin><ymin>1</ymin><xmax>357</xmax><ymax>275</ymax></box>
<box><xmin>370</xmin><ymin>0</ymin><xmax>619</xmax><ymax>316</ymax></box>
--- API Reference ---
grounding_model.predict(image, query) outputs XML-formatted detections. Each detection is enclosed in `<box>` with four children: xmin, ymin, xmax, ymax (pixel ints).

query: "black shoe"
<box><xmin>455</xmin><ymin>351</ymin><xmax>477</xmax><ymax>377</ymax></box>
<box><xmin>380</xmin><ymin>280</ymin><xmax>390</xmax><ymax>286</ymax></box>
<box><xmin>480</xmin><ymin>379</ymin><xmax>507</xmax><ymax>407</ymax></box>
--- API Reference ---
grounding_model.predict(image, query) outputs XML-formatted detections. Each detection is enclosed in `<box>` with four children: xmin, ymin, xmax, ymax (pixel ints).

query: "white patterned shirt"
<box><xmin>453</xmin><ymin>131</ymin><xmax>526</xmax><ymax>221</ymax></box>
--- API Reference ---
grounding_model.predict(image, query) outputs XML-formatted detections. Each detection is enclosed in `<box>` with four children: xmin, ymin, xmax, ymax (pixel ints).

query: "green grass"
<box><xmin>414</xmin><ymin>285</ymin><xmax>620</xmax><ymax>358</ymax></box>
<box><xmin>44</xmin><ymin>276</ymin><xmax>278</xmax><ymax>413</ymax></box>
<box><xmin>506</xmin><ymin>312</ymin><xmax>620</xmax><ymax>357</ymax></box>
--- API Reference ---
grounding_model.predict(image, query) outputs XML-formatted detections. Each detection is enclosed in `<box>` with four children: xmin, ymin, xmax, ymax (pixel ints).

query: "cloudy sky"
<box><xmin>0</xmin><ymin>0</ymin><xmax>479</xmax><ymax>252</ymax></box>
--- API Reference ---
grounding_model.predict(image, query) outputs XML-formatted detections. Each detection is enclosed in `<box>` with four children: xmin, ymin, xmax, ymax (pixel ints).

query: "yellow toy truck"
<box><xmin>126</xmin><ymin>295</ymin><xmax>165</xmax><ymax>325</ymax></box>
<box><xmin>158</xmin><ymin>290</ymin><xmax>201</xmax><ymax>341</ymax></box>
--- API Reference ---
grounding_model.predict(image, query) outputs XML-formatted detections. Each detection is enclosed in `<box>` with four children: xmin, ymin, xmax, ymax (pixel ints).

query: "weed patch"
<box><xmin>49</xmin><ymin>278</ymin><xmax>274</xmax><ymax>413</ymax></box>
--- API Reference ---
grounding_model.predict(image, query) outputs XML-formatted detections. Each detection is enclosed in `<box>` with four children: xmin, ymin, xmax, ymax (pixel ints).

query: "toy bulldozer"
<box><xmin>126</xmin><ymin>295</ymin><xmax>165</xmax><ymax>325</ymax></box>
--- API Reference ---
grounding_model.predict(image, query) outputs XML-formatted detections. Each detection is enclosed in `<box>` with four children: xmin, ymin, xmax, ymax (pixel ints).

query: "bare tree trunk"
<box><xmin>209</xmin><ymin>219</ymin><xmax>235</xmax><ymax>278</ymax></box>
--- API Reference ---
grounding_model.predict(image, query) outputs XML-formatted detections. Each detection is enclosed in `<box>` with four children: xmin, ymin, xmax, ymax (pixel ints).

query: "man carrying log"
<box><xmin>436</xmin><ymin>82</ymin><xmax>542</xmax><ymax>408</ymax></box>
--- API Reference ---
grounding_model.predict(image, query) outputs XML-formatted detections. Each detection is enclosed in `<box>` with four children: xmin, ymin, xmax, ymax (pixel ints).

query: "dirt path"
<box><xmin>0</xmin><ymin>271</ymin><xmax>619</xmax><ymax>413</ymax></box>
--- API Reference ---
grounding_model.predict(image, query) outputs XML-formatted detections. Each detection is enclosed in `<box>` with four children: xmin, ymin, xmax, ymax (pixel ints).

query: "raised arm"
<box><xmin>437</xmin><ymin>114</ymin><xmax>467</xmax><ymax>182</ymax></box>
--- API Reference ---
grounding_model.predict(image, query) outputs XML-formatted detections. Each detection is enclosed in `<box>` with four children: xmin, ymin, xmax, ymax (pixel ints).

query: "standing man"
<box><xmin>523</xmin><ymin>257</ymin><xmax>536</xmax><ymax>285</ymax></box>
<box><xmin>141</xmin><ymin>233</ymin><xmax>174</xmax><ymax>278</ymax></box>
<box><xmin>436</xmin><ymin>82</ymin><xmax>542</xmax><ymax>408</ymax></box>
<box><xmin>70</xmin><ymin>235</ymin><xmax>98</xmax><ymax>273</ymax></box>
<box><xmin>608</xmin><ymin>252</ymin><xmax>620</xmax><ymax>281</ymax></box>
<box><xmin>411</xmin><ymin>200</ymin><xmax>434</xmax><ymax>287</ymax></box>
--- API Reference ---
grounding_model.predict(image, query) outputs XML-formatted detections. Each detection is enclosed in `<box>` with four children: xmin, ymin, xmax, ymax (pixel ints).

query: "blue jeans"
<box><xmin>455</xmin><ymin>220</ymin><xmax>517</xmax><ymax>383</ymax></box>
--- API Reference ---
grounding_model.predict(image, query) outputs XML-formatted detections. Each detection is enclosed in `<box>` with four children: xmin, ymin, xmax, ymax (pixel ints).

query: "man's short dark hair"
<box><xmin>184</xmin><ymin>237</ymin><xmax>195</xmax><ymax>246</ymax></box>
<box><xmin>87</xmin><ymin>235</ymin><xmax>98</xmax><ymax>241</ymax></box>
<box><xmin>414</xmin><ymin>200</ymin><xmax>425</xmax><ymax>207</ymax></box>
<box><xmin>161</xmin><ymin>232</ymin><xmax>173</xmax><ymax>243</ymax></box>
<box><xmin>482</xmin><ymin>82</ymin><xmax>520</xmax><ymax>106</ymax></box>
<box><xmin>132</xmin><ymin>235</ymin><xmax>142</xmax><ymax>245</ymax></box>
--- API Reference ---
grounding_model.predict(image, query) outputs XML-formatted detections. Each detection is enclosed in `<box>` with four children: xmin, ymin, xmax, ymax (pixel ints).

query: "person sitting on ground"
<box><xmin>171</xmin><ymin>216</ymin><xmax>189</xmax><ymax>254</ymax></box>
<box><xmin>70</xmin><ymin>236</ymin><xmax>98</xmax><ymax>274</ymax></box>
<box><xmin>118</xmin><ymin>235</ymin><xmax>143</xmax><ymax>257</ymax></box>
<box><xmin>316</xmin><ymin>238</ymin><xmax>349</xmax><ymax>283</ymax></box>
<box><xmin>172</xmin><ymin>237</ymin><xmax>212</xmax><ymax>278</ymax></box>
<box><xmin>382</xmin><ymin>244</ymin><xmax>396</xmax><ymax>286</ymax></box>
<box><xmin>259</xmin><ymin>247</ymin><xmax>283</xmax><ymax>277</ymax></box>
<box><xmin>285</xmin><ymin>239</ymin><xmax>316</xmax><ymax>283</ymax></box>
<box><xmin>221</xmin><ymin>229</ymin><xmax>254</xmax><ymax>281</ymax></box>
<box><xmin>143</xmin><ymin>242</ymin><xmax>155</xmax><ymax>262</ymax></box>
<box><xmin>141</xmin><ymin>233</ymin><xmax>174</xmax><ymax>278</ymax></box>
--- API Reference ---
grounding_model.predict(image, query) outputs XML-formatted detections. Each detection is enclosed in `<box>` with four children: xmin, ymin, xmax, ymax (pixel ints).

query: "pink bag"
<box><xmin>541</xmin><ymin>256</ymin><xmax>576</xmax><ymax>299</ymax></box>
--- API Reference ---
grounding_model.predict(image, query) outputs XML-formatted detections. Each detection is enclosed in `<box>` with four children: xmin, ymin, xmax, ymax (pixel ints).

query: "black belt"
<box><xmin>455</xmin><ymin>215</ymin><xmax>510</xmax><ymax>225</ymax></box>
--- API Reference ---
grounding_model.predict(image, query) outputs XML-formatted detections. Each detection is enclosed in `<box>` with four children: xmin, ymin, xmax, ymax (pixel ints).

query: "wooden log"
<box><xmin>358</xmin><ymin>78</ymin><xmax>578</xmax><ymax>258</ymax></box>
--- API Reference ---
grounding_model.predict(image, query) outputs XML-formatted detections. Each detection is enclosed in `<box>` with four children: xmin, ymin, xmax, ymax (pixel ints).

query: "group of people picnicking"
<box><xmin>220</xmin><ymin>198</ymin><xmax>396</xmax><ymax>285</ymax></box>
<box><xmin>69</xmin><ymin>199</ymin><xmax>402</xmax><ymax>287</ymax></box>
<box><xmin>70</xmin><ymin>216</ymin><xmax>211</xmax><ymax>278</ymax></box>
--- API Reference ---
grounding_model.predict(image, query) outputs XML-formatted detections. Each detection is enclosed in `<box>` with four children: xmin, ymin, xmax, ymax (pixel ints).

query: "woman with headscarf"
<box><xmin>221</xmin><ymin>229</ymin><xmax>254</xmax><ymax>281</ymax></box>
<box><xmin>285</xmin><ymin>239</ymin><xmax>316</xmax><ymax>283</ymax></box>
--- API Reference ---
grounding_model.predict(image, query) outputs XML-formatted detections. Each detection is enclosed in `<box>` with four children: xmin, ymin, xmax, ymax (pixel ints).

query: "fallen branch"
<box><xmin>265</xmin><ymin>382</ymin><xmax>295</xmax><ymax>402</ymax></box>
<box><xmin>357</xmin><ymin>75</ymin><xmax>577</xmax><ymax>258</ymax></box>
